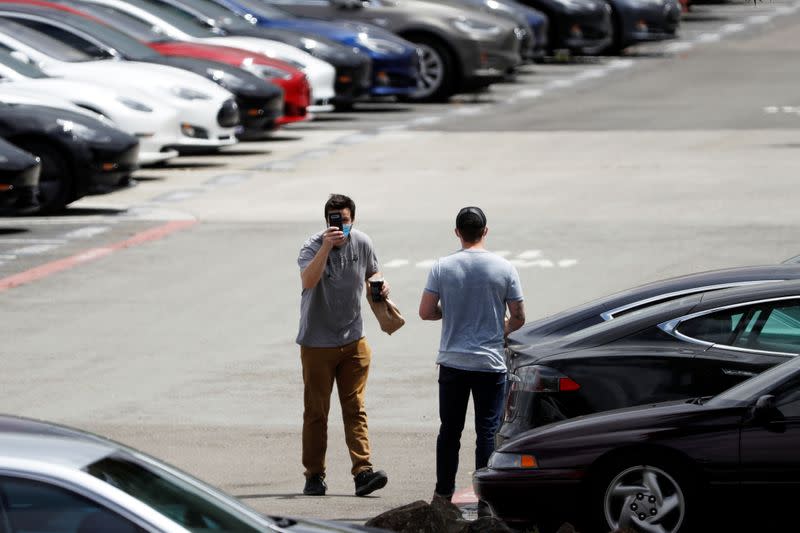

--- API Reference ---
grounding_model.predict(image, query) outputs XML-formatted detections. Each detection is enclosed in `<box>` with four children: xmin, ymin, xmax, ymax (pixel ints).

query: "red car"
<box><xmin>0</xmin><ymin>0</ymin><xmax>310</xmax><ymax>125</ymax></box>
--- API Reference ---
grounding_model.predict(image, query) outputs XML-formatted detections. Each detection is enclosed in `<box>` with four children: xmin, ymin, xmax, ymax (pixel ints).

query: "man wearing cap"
<box><xmin>418</xmin><ymin>206</ymin><xmax>526</xmax><ymax>508</ymax></box>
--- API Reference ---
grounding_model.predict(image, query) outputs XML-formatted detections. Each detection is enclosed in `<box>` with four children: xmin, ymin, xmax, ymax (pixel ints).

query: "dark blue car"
<box><xmin>172</xmin><ymin>0</ymin><xmax>420</xmax><ymax>98</ymax></box>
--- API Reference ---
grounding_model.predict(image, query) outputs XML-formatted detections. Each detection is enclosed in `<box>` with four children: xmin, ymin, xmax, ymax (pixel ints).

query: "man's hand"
<box><xmin>322</xmin><ymin>226</ymin><xmax>346</xmax><ymax>249</ymax></box>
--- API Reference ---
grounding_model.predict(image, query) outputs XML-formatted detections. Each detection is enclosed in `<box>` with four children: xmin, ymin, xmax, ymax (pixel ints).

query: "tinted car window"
<box><xmin>0</xmin><ymin>49</ymin><xmax>49</xmax><ymax>78</ymax></box>
<box><xmin>62</xmin><ymin>4</ymin><xmax>164</xmax><ymax>42</ymax></box>
<box><xmin>749</xmin><ymin>303</ymin><xmax>800</xmax><ymax>353</ymax></box>
<box><xmin>678</xmin><ymin>308</ymin><xmax>748</xmax><ymax>345</ymax></box>
<box><xmin>0</xmin><ymin>18</ymin><xmax>94</xmax><ymax>62</ymax></box>
<box><xmin>4</xmin><ymin>18</ymin><xmax>113</xmax><ymax>59</ymax></box>
<box><xmin>123</xmin><ymin>0</ymin><xmax>217</xmax><ymax>38</ymax></box>
<box><xmin>0</xmin><ymin>476</ymin><xmax>145</xmax><ymax>533</ymax></box>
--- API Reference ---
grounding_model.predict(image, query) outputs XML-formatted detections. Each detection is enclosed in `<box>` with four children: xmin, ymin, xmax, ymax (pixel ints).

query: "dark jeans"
<box><xmin>435</xmin><ymin>365</ymin><xmax>506</xmax><ymax>497</ymax></box>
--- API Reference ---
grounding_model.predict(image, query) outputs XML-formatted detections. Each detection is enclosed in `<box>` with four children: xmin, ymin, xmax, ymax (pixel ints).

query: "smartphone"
<box><xmin>329</xmin><ymin>212</ymin><xmax>343</xmax><ymax>231</ymax></box>
<box><xmin>369</xmin><ymin>279</ymin><xmax>384</xmax><ymax>302</ymax></box>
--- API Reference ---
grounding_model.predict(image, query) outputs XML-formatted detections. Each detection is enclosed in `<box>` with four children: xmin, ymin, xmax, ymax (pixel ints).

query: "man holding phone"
<box><xmin>296</xmin><ymin>194</ymin><xmax>390</xmax><ymax>497</ymax></box>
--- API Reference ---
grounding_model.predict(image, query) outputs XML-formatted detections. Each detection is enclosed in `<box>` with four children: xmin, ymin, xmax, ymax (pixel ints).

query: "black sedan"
<box><xmin>0</xmin><ymin>102</ymin><xmax>139</xmax><ymax>211</ymax></box>
<box><xmin>606</xmin><ymin>0</ymin><xmax>680</xmax><ymax>53</ymax></box>
<box><xmin>0</xmin><ymin>137</ymin><xmax>39</xmax><ymax>214</ymax></box>
<box><xmin>514</xmin><ymin>0</ymin><xmax>612</xmax><ymax>55</ymax></box>
<box><xmin>0</xmin><ymin>5</ymin><xmax>286</xmax><ymax>139</ymax></box>
<box><xmin>498</xmin><ymin>277</ymin><xmax>800</xmax><ymax>445</ymax></box>
<box><xmin>475</xmin><ymin>353</ymin><xmax>800</xmax><ymax>532</ymax></box>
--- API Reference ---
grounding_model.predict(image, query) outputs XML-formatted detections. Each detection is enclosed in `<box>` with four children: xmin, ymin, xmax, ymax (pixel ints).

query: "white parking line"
<box><xmin>516</xmin><ymin>250</ymin><xmax>542</xmax><ymax>259</ymax></box>
<box><xmin>151</xmin><ymin>190</ymin><xmax>203</xmax><ymax>203</ymax></box>
<box><xmin>574</xmin><ymin>69</ymin><xmax>609</xmax><ymax>80</ymax></box>
<box><xmin>764</xmin><ymin>106</ymin><xmax>780</xmax><ymax>113</ymax></box>
<box><xmin>415</xmin><ymin>259</ymin><xmax>436</xmax><ymax>268</ymax></box>
<box><xmin>558</xmin><ymin>259</ymin><xmax>579</xmax><ymax>268</ymax></box>
<box><xmin>747</xmin><ymin>14</ymin><xmax>773</xmax><ymax>24</ymax></box>
<box><xmin>10</xmin><ymin>244</ymin><xmax>61</xmax><ymax>255</ymax></box>
<box><xmin>62</xmin><ymin>226</ymin><xmax>111</xmax><ymax>240</ymax></box>
<box><xmin>412</xmin><ymin>116</ymin><xmax>443</xmax><ymax>126</ymax></box>
<box><xmin>335</xmin><ymin>133</ymin><xmax>375</xmax><ymax>145</ymax></box>
<box><xmin>516</xmin><ymin>89</ymin><xmax>543</xmax><ymax>99</ymax></box>
<box><xmin>696</xmin><ymin>33</ymin><xmax>722</xmax><ymax>43</ymax></box>
<box><xmin>547</xmin><ymin>79</ymin><xmax>575</xmax><ymax>89</ymax></box>
<box><xmin>720</xmin><ymin>23</ymin><xmax>746</xmax><ymax>33</ymax></box>
<box><xmin>205</xmin><ymin>174</ymin><xmax>251</xmax><ymax>187</ymax></box>
<box><xmin>379</xmin><ymin>124</ymin><xmax>409</xmax><ymax>132</ymax></box>
<box><xmin>607</xmin><ymin>59</ymin><xmax>635</xmax><ymax>70</ymax></box>
<box><xmin>665</xmin><ymin>42</ymin><xmax>695</xmax><ymax>53</ymax></box>
<box><xmin>451</xmin><ymin>107</ymin><xmax>486</xmax><ymax>116</ymax></box>
<box><xmin>384</xmin><ymin>259</ymin><xmax>410</xmax><ymax>268</ymax></box>
<box><xmin>0</xmin><ymin>239</ymin><xmax>65</xmax><ymax>244</ymax></box>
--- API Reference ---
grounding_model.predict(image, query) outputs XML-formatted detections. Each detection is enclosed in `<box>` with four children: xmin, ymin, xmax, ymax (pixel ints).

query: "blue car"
<box><xmin>167</xmin><ymin>0</ymin><xmax>421</xmax><ymax>99</ymax></box>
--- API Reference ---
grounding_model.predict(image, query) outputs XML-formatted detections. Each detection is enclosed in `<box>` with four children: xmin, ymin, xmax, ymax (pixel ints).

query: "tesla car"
<box><xmin>68</xmin><ymin>0</ymin><xmax>338</xmax><ymax>109</ymax></box>
<box><xmin>130</xmin><ymin>0</ymin><xmax>374</xmax><ymax>106</ymax></box>
<box><xmin>475</xmin><ymin>353</ymin><xmax>800</xmax><ymax>532</ymax></box>
<box><xmin>43</xmin><ymin>0</ymin><xmax>311</xmax><ymax>126</ymax></box>
<box><xmin>0</xmin><ymin>137</ymin><xmax>39</xmax><ymax>214</ymax></box>
<box><xmin>266</xmin><ymin>0</ymin><xmax>525</xmax><ymax>102</ymax></box>
<box><xmin>499</xmin><ymin>277</ymin><xmax>800</xmax><ymax>446</ymax></box>
<box><xmin>194</xmin><ymin>0</ymin><xmax>421</xmax><ymax>98</ymax></box>
<box><xmin>0</xmin><ymin>415</ymin><xmax>388</xmax><ymax>532</ymax></box>
<box><xmin>0</xmin><ymin>17</ymin><xmax>241</xmax><ymax>154</ymax></box>
<box><xmin>0</xmin><ymin>102</ymin><xmax>139</xmax><ymax>211</ymax></box>
<box><xmin>0</xmin><ymin>4</ymin><xmax>285</xmax><ymax>139</ymax></box>
<box><xmin>513</xmin><ymin>0</ymin><xmax>611</xmax><ymax>55</ymax></box>
<box><xmin>606</xmin><ymin>0</ymin><xmax>680</xmax><ymax>53</ymax></box>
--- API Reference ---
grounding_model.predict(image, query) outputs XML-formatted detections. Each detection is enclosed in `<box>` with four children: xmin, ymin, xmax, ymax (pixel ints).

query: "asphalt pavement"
<box><xmin>2</xmin><ymin>0</ymin><xmax>800</xmax><ymax>525</ymax></box>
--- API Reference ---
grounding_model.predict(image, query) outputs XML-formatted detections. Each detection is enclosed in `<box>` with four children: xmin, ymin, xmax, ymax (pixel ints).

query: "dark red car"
<box><xmin>0</xmin><ymin>0</ymin><xmax>310</xmax><ymax>125</ymax></box>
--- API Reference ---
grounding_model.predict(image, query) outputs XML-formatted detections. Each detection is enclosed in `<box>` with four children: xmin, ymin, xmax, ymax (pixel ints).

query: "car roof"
<box><xmin>0</xmin><ymin>432</ymin><xmax>115</xmax><ymax>469</ymax></box>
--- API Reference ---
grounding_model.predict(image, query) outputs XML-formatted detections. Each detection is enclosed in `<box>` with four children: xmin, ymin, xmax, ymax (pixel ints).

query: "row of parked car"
<box><xmin>475</xmin><ymin>257</ymin><xmax>800</xmax><ymax>532</ymax></box>
<box><xmin>0</xmin><ymin>0</ymin><xmax>683</xmax><ymax>215</ymax></box>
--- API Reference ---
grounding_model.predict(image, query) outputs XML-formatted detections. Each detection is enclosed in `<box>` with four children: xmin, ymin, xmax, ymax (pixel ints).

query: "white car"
<box><xmin>0</xmin><ymin>51</ymin><xmax>180</xmax><ymax>165</ymax></box>
<box><xmin>74</xmin><ymin>0</ymin><xmax>336</xmax><ymax>108</ymax></box>
<box><xmin>0</xmin><ymin>18</ymin><xmax>242</xmax><ymax>154</ymax></box>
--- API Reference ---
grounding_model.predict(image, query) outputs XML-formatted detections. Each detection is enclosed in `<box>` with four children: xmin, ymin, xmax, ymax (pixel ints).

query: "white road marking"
<box><xmin>516</xmin><ymin>89</ymin><xmax>543</xmax><ymax>99</ymax></box>
<box><xmin>10</xmin><ymin>244</ymin><xmax>60</xmax><ymax>255</ymax></box>
<box><xmin>575</xmin><ymin>69</ymin><xmax>609</xmax><ymax>81</ymax></box>
<box><xmin>151</xmin><ymin>190</ymin><xmax>202</xmax><ymax>203</ymax></box>
<box><xmin>298</xmin><ymin>149</ymin><xmax>333</xmax><ymax>160</ymax></box>
<box><xmin>383</xmin><ymin>259</ymin><xmax>410</xmax><ymax>268</ymax></box>
<box><xmin>665</xmin><ymin>42</ymin><xmax>694</xmax><ymax>53</ymax></box>
<box><xmin>412</xmin><ymin>116</ymin><xmax>442</xmax><ymax>126</ymax></box>
<box><xmin>253</xmin><ymin>160</ymin><xmax>296</xmax><ymax>171</ymax></box>
<box><xmin>451</xmin><ymin>107</ymin><xmax>486</xmax><ymax>116</ymax></box>
<box><xmin>120</xmin><ymin>207</ymin><xmax>196</xmax><ymax>221</ymax></box>
<box><xmin>516</xmin><ymin>250</ymin><xmax>542</xmax><ymax>259</ymax></box>
<box><xmin>336</xmin><ymin>133</ymin><xmax>375</xmax><ymax>145</ymax></box>
<box><xmin>379</xmin><ymin>124</ymin><xmax>409</xmax><ymax>132</ymax></box>
<box><xmin>415</xmin><ymin>259</ymin><xmax>436</xmax><ymax>268</ymax></box>
<box><xmin>721</xmin><ymin>23</ymin><xmax>746</xmax><ymax>33</ymax></box>
<box><xmin>62</xmin><ymin>226</ymin><xmax>110</xmax><ymax>240</ymax></box>
<box><xmin>607</xmin><ymin>59</ymin><xmax>634</xmax><ymax>70</ymax></box>
<box><xmin>0</xmin><ymin>239</ymin><xmax>64</xmax><ymax>244</ymax></box>
<box><xmin>764</xmin><ymin>106</ymin><xmax>780</xmax><ymax>113</ymax></box>
<box><xmin>73</xmin><ymin>248</ymin><xmax>114</xmax><ymax>262</ymax></box>
<box><xmin>547</xmin><ymin>79</ymin><xmax>575</xmax><ymax>89</ymax></box>
<box><xmin>558</xmin><ymin>259</ymin><xmax>579</xmax><ymax>268</ymax></box>
<box><xmin>775</xmin><ymin>6</ymin><xmax>794</xmax><ymax>14</ymax></box>
<box><xmin>494</xmin><ymin>250</ymin><xmax>511</xmax><ymax>257</ymax></box>
<box><xmin>696</xmin><ymin>33</ymin><xmax>722</xmax><ymax>43</ymax></box>
<box><xmin>748</xmin><ymin>14</ymin><xmax>772</xmax><ymax>24</ymax></box>
<box><xmin>782</xmin><ymin>106</ymin><xmax>798</xmax><ymax>113</ymax></box>
<box><xmin>205</xmin><ymin>174</ymin><xmax>250</xmax><ymax>187</ymax></box>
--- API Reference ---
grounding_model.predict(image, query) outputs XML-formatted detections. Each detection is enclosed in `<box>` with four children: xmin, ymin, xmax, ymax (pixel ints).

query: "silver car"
<box><xmin>0</xmin><ymin>415</ymin><xmax>387</xmax><ymax>532</ymax></box>
<box><xmin>265</xmin><ymin>0</ymin><xmax>525</xmax><ymax>102</ymax></box>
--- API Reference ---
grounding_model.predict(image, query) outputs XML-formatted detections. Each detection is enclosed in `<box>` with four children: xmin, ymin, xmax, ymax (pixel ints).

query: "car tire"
<box><xmin>402</xmin><ymin>35</ymin><xmax>455</xmax><ymax>103</ymax></box>
<box><xmin>590</xmin><ymin>455</ymin><xmax>695</xmax><ymax>533</ymax></box>
<box><xmin>604</xmin><ymin>3</ymin><xmax>625</xmax><ymax>55</ymax></box>
<box><xmin>14</xmin><ymin>140</ymin><xmax>72</xmax><ymax>213</ymax></box>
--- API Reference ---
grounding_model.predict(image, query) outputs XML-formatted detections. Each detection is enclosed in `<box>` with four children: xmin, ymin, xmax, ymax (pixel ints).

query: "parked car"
<box><xmin>512</xmin><ymin>0</ymin><xmax>611</xmax><ymax>55</ymax></box>
<box><xmin>0</xmin><ymin>17</ymin><xmax>241</xmax><ymax>154</ymax></box>
<box><xmin>499</xmin><ymin>277</ymin><xmax>800</xmax><ymax>446</ymax></box>
<box><xmin>475</xmin><ymin>352</ymin><xmax>800</xmax><ymax>532</ymax></box>
<box><xmin>193</xmin><ymin>0</ymin><xmax>421</xmax><ymax>98</ymax></box>
<box><xmin>134</xmin><ymin>0</ymin><xmax>375</xmax><ymax>106</ymax></box>
<box><xmin>69</xmin><ymin>0</ymin><xmax>338</xmax><ymax>109</ymax></box>
<box><xmin>0</xmin><ymin>48</ymin><xmax>181</xmax><ymax>165</ymax></box>
<box><xmin>265</xmin><ymin>0</ymin><xmax>525</xmax><ymax>102</ymax></box>
<box><xmin>0</xmin><ymin>415</ymin><xmax>389</xmax><ymax>532</ymax></box>
<box><xmin>0</xmin><ymin>137</ymin><xmax>39</xmax><ymax>214</ymax></box>
<box><xmin>47</xmin><ymin>0</ymin><xmax>311</xmax><ymax>125</ymax></box>
<box><xmin>0</xmin><ymin>3</ymin><xmax>286</xmax><ymax>139</ymax></box>
<box><xmin>0</xmin><ymin>102</ymin><xmax>139</xmax><ymax>211</ymax></box>
<box><xmin>606</xmin><ymin>0</ymin><xmax>680</xmax><ymax>53</ymax></box>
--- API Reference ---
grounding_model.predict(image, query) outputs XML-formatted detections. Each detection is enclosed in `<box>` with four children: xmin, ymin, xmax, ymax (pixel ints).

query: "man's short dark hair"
<box><xmin>456</xmin><ymin>206</ymin><xmax>486</xmax><ymax>243</ymax></box>
<box><xmin>324</xmin><ymin>194</ymin><xmax>355</xmax><ymax>220</ymax></box>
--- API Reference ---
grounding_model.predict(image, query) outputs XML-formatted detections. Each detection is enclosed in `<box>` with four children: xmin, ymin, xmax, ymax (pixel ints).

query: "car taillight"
<box><xmin>504</xmin><ymin>365</ymin><xmax>580</xmax><ymax>421</ymax></box>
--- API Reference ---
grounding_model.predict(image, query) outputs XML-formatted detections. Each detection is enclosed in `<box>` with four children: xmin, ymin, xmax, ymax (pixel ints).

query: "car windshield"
<box><xmin>121</xmin><ymin>0</ymin><xmax>219</xmax><ymax>38</ymax></box>
<box><xmin>0</xmin><ymin>48</ymin><xmax>48</xmax><ymax>78</ymax></box>
<box><xmin>86</xmin><ymin>454</ymin><xmax>270</xmax><ymax>532</ymax></box>
<box><xmin>709</xmin><ymin>356</ymin><xmax>800</xmax><ymax>405</ymax></box>
<box><xmin>55</xmin><ymin>13</ymin><xmax>160</xmax><ymax>60</ymax></box>
<box><xmin>0</xmin><ymin>18</ymin><xmax>95</xmax><ymax>62</ymax></box>
<box><xmin>62</xmin><ymin>3</ymin><xmax>167</xmax><ymax>42</ymax></box>
<box><xmin>230</xmin><ymin>0</ymin><xmax>293</xmax><ymax>19</ymax></box>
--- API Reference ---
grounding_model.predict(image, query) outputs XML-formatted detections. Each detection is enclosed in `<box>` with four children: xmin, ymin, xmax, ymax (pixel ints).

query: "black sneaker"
<box><xmin>303</xmin><ymin>474</ymin><xmax>327</xmax><ymax>496</ymax></box>
<box><xmin>477</xmin><ymin>500</ymin><xmax>493</xmax><ymax>518</ymax></box>
<box><xmin>354</xmin><ymin>469</ymin><xmax>388</xmax><ymax>496</ymax></box>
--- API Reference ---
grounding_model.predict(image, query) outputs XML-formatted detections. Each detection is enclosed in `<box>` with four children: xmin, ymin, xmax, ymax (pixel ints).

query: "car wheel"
<box><xmin>404</xmin><ymin>36</ymin><xmax>455</xmax><ymax>103</ymax></box>
<box><xmin>15</xmin><ymin>141</ymin><xmax>72</xmax><ymax>213</ymax></box>
<box><xmin>604</xmin><ymin>3</ymin><xmax>625</xmax><ymax>55</ymax></box>
<box><xmin>593</xmin><ymin>458</ymin><xmax>693</xmax><ymax>533</ymax></box>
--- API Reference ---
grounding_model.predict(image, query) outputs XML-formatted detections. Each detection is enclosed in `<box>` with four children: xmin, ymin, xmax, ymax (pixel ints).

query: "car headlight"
<box><xmin>451</xmin><ymin>17</ymin><xmax>502</xmax><ymax>37</ymax></box>
<box><xmin>56</xmin><ymin>119</ymin><xmax>111</xmax><ymax>143</ymax></box>
<box><xmin>487</xmin><ymin>452</ymin><xmax>538</xmax><ymax>470</ymax></box>
<box><xmin>171</xmin><ymin>87</ymin><xmax>211</xmax><ymax>101</ymax></box>
<box><xmin>240</xmin><ymin>61</ymin><xmax>293</xmax><ymax>81</ymax></box>
<box><xmin>357</xmin><ymin>32</ymin><xmax>408</xmax><ymax>55</ymax></box>
<box><xmin>117</xmin><ymin>97</ymin><xmax>152</xmax><ymax>112</ymax></box>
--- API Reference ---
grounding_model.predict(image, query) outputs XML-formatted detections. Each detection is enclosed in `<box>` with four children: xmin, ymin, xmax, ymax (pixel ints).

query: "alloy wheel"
<box><xmin>603</xmin><ymin>465</ymin><xmax>685</xmax><ymax>533</ymax></box>
<box><xmin>413</xmin><ymin>43</ymin><xmax>445</xmax><ymax>99</ymax></box>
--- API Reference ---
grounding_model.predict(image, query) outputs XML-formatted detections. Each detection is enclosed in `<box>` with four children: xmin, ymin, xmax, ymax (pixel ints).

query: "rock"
<box><xmin>556</xmin><ymin>524</ymin><xmax>577</xmax><ymax>533</ymax></box>
<box><xmin>466</xmin><ymin>516</ymin><xmax>514</xmax><ymax>533</ymax></box>
<box><xmin>364</xmin><ymin>497</ymin><xmax>516</xmax><ymax>533</ymax></box>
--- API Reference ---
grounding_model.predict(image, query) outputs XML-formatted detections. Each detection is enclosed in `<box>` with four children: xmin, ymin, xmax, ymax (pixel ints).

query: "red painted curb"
<box><xmin>0</xmin><ymin>219</ymin><xmax>198</xmax><ymax>292</ymax></box>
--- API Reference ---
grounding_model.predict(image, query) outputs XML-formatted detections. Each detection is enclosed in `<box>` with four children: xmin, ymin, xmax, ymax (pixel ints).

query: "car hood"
<box><xmin>202</xmin><ymin>35</ymin><xmax>332</xmax><ymax>71</ymax></box>
<box><xmin>0</xmin><ymin>137</ymin><xmax>40</xmax><ymax>173</ymax></box>
<box><xmin>145</xmin><ymin>56</ymin><xmax>282</xmax><ymax>98</ymax></box>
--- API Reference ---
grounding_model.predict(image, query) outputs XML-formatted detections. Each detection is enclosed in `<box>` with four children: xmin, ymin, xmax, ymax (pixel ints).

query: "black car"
<box><xmin>0</xmin><ymin>138</ymin><xmax>39</xmax><ymax>214</ymax></box>
<box><xmin>0</xmin><ymin>5</ymin><xmax>285</xmax><ymax>139</ymax></box>
<box><xmin>0</xmin><ymin>102</ymin><xmax>138</xmax><ymax>211</ymax></box>
<box><xmin>475</xmin><ymin>353</ymin><xmax>800</xmax><ymax>532</ymax></box>
<box><xmin>498</xmin><ymin>277</ymin><xmax>800</xmax><ymax>446</ymax></box>
<box><xmin>606</xmin><ymin>0</ymin><xmax>680</xmax><ymax>53</ymax></box>
<box><xmin>514</xmin><ymin>0</ymin><xmax>611</xmax><ymax>55</ymax></box>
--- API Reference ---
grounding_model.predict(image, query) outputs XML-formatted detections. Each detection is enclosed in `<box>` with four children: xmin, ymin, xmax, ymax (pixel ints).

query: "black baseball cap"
<box><xmin>456</xmin><ymin>206</ymin><xmax>487</xmax><ymax>230</ymax></box>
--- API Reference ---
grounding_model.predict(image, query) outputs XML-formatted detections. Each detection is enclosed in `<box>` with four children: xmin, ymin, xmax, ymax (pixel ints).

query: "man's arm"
<box><xmin>504</xmin><ymin>300</ymin><xmax>526</xmax><ymax>336</ymax></box>
<box><xmin>419</xmin><ymin>290</ymin><xmax>442</xmax><ymax>321</ymax></box>
<box><xmin>300</xmin><ymin>228</ymin><xmax>341</xmax><ymax>290</ymax></box>
<box><xmin>367</xmin><ymin>272</ymin><xmax>391</xmax><ymax>299</ymax></box>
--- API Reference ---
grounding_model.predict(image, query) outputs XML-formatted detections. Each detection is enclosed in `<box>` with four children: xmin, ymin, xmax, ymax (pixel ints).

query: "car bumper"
<box><xmin>618</xmin><ymin>2</ymin><xmax>681</xmax><ymax>45</ymax></box>
<box><xmin>369</xmin><ymin>54</ymin><xmax>419</xmax><ymax>97</ymax></box>
<box><xmin>554</xmin><ymin>8</ymin><xmax>613</xmax><ymax>54</ymax></box>
<box><xmin>0</xmin><ymin>161</ymin><xmax>40</xmax><ymax>212</ymax></box>
<box><xmin>237</xmin><ymin>94</ymin><xmax>285</xmax><ymax>139</ymax></box>
<box><xmin>473</xmin><ymin>467</ymin><xmax>585</xmax><ymax>525</ymax></box>
<box><xmin>87</xmin><ymin>142</ymin><xmax>140</xmax><ymax>192</ymax></box>
<box><xmin>332</xmin><ymin>61</ymin><xmax>372</xmax><ymax>102</ymax></box>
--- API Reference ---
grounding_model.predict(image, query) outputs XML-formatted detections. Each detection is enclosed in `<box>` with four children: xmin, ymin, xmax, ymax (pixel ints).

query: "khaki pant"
<box><xmin>300</xmin><ymin>337</ymin><xmax>372</xmax><ymax>478</ymax></box>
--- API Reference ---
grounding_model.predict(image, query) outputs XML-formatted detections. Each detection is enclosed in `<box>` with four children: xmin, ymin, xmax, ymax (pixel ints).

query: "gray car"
<box><xmin>265</xmin><ymin>0</ymin><xmax>525</xmax><ymax>102</ymax></box>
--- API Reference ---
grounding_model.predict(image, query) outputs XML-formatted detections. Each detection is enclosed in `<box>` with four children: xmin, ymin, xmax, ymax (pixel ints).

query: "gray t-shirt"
<box><xmin>425</xmin><ymin>249</ymin><xmax>524</xmax><ymax>372</ymax></box>
<box><xmin>296</xmin><ymin>229</ymin><xmax>379</xmax><ymax>347</ymax></box>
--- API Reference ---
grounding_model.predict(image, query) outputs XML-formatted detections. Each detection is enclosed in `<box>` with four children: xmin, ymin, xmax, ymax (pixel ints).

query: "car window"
<box><xmin>227</xmin><ymin>0</ymin><xmax>293</xmax><ymax>18</ymax></box>
<box><xmin>62</xmin><ymin>3</ymin><xmax>163</xmax><ymax>42</ymax></box>
<box><xmin>677</xmin><ymin>300</ymin><xmax>800</xmax><ymax>354</ymax></box>
<box><xmin>4</xmin><ymin>18</ymin><xmax>114</xmax><ymax>60</ymax></box>
<box><xmin>0</xmin><ymin>18</ymin><xmax>94</xmax><ymax>62</ymax></box>
<box><xmin>0</xmin><ymin>475</ymin><xmax>146</xmax><ymax>533</ymax></box>
<box><xmin>0</xmin><ymin>49</ymin><xmax>49</xmax><ymax>78</ymax></box>
<box><xmin>122</xmin><ymin>0</ymin><xmax>217</xmax><ymax>38</ymax></box>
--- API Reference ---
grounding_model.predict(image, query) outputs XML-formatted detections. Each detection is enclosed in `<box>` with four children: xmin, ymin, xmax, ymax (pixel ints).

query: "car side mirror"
<box><xmin>752</xmin><ymin>394</ymin><xmax>777</xmax><ymax>423</ymax></box>
<box><xmin>330</xmin><ymin>0</ymin><xmax>363</xmax><ymax>9</ymax></box>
